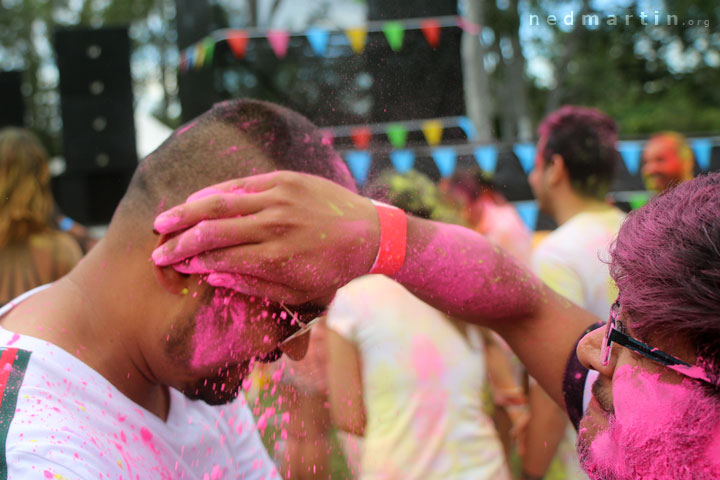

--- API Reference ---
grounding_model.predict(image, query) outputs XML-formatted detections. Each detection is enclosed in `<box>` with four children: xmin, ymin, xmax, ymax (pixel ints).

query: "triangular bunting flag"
<box><xmin>422</xmin><ymin>120</ymin><xmax>444</xmax><ymax>146</ymax></box>
<box><xmin>227</xmin><ymin>30</ymin><xmax>249</xmax><ymax>59</ymax></box>
<box><xmin>179</xmin><ymin>51</ymin><xmax>188</xmax><ymax>71</ymax></box>
<box><xmin>474</xmin><ymin>146</ymin><xmax>498</xmax><ymax>175</ymax></box>
<box><xmin>345</xmin><ymin>27</ymin><xmax>367</xmax><ymax>54</ymax></box>
<box><xmin>457</xmin><ymin>116</ymin><xmax>477</xmax><ymax>140</ymax></box>
<box><xmin>456</xmin><ymin>17</ymin><xmax>481</xmax><ymax>35</ymax></box>
<box><xmin>345</xmin><ymin>151</ymin><xmax>372</xmax><ymax>186</ymax></box>
<box><xmin>351</xmin><ymin>127</ymin><xmax>372</xmax><ymax>149</ymax></box>
<box><xmin>619</xmin><ymin>142</ymin><xmax>643</xmax><ymax>175</ymax></box>
<box><xmin>382</xmin><ymin>21</ymin><xmax>404</xmax><ymax>52</ymax></box>
<box><xmin>420</xmin><ymin>19</ymin><xmax>441</xmax><ymax>49</ymax></box>
<box><xmin>628</xmin><ymin>192</ymin><xmax>651</xmax><ymax>210</ymax></box>
<box><xmin>432</xmin><ymin>147</ymin><xmax>457</xmax><ymax>177</ymax></box>
<box><xmin>514</xmin><ymin>201</ymin><xmax>539</xmax><ymax>230</ymax></box>
<box><xmin>691</xmin><ymin>138</ymin><xmax>712</xmax><ymax>171</ymax></box>
<box><xmin>390</xmin><ymin>150</ymin><xmax>415</xmax><ymax>173</ymax></box>
<box><xmin>320</xmin><ymin>129</ymin><xmax>334</xmax><ymax>146</ymax></box>
<box><xmin>185</xmin><ymin>47</ymin><xmax>196</xmax><ymax>69</ymax></box>
<box><xmin>513</xmin><ymin>143</ymin><xmax>536</xmax><ymax>173</ymax></box>
<box><xmin>203</xmin><ymin>37</ymin><xmax>215</xmax><ymax>65</ymax></box>
<box><xmin>386</xmin><ymin>124</ymin><xmax>408</xmax><ymax>148</ymax></box>
<box><xmin>268</xmin><ymin>29</ymin><xmax>290</xmax><ymax>58</ymax></box>
<box><xmin>194</xmin><ymin>42</ymin><xmax>205</xmax><ymax>68</ymax></box>
<box><xmin>306</xmin><ymin>27</ymin><xmax>330</xmax><ymax>56</ymax></box>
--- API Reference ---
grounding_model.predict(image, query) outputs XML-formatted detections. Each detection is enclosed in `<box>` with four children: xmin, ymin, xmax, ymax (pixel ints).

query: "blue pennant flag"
<box><xmin>185</xmin><ymin>47</ymin><xmax>196</xmax><ymax>67</ymax></box>
<box><xmin>457</xmin><ymin>116</ymin><xmax>477</xmax><ymax>140</ymax></box>
<box><xmin>345</xmin><ymin>151</ymin><xmax>372</xmax><ymax>186</ymax></box>
<box><xmin>473</xmin><ymin>146</ymin><xmax>498</xmax><ymax>175</ymax></box>
<box><xmin>619</xmin><ymin>142</ymin><xmax>643</xmax><ymax>175</ymax></box>
<box><xmin>306</xmin><ymin>27</ymin><xmax>330</xmax><ymax>56</ymax></box>
<box><xmin>691</xmin><ymin>138</ymin><xmax>712</xmax><ymax>171</ymax></box>
<box><xmin>432</xmin><ymin>147</ymin><xmax>457</xmax><ymax>177</ymax></box>
<box><xmin>513</xmin><ymin>143</ymin><xmax>536</xmax><ymax>174</ymax></box>
<box><xmin>514</xmin><ymin>201</ymin><xmax>539</xmax><ymax>231</ymax></box>
<box><xmin>390</xmin><ymin>149</ymin><xmax>415</xmax><ymax>173</ymax></box>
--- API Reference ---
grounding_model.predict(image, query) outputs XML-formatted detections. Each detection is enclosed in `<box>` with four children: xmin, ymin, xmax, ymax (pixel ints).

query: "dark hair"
<box><xmin>116</xmin><ymin>99</ymin><xmax>355</xmax><ymax>223</ymax></box>
<box><xmin>537</xmin><ymin>105</ymin><xmax>618</xmax><ymax>200</ymax></box>
<box><xmin>444</xmin><ymin>166</ymin><xmax>496</xmax><ymax>202</ymax></box>
<box><xmin>610</xmin><ymin>172</ymin><xmax>720</xmax><ymax>380</ymax></box>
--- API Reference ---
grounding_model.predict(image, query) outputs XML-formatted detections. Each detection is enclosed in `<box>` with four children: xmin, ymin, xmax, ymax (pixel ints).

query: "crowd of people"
<box><xmin>0</xmin><ymin>97</ymin><xmax>716</xmax><ymax>480</ymax></box>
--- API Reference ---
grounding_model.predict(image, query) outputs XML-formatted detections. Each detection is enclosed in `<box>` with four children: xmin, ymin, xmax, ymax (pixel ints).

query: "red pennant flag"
<box><xmin>421</xmin><ymin>19</ymin><xmax>442</xmax><ymax>49</ymax></box>
<box><xmin>351</xmin><ymin>127</ymin><xmax>372</xmax><ymax>149</ymax></box>
<box><xmin>227</xmin><ymin>30</ymin><xmax>249</xmax><ymax>59</ymax></box>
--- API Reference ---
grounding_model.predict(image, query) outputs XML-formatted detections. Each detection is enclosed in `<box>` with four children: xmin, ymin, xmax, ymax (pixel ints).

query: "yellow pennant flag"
<box><xmin>345</xmin><ymin>27</ymin><xmax>368</xmax><ymax>54</ymax></box>
<box><xmin>194</xmin><ymin>43</ymin><xmax>206</xmax><ymax>68</ymax></box>
<box><xmin>422</xmin><ymin>120</ymin><xmax>444</xmax><ymax>146</ymax></box>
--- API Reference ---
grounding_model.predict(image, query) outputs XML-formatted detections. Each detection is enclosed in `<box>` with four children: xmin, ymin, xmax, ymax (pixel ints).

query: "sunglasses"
<box><xmin>277</xmin><ymin>303</ymin><xmax>326</xmax><ymax>347</ymax></box>
<box><xmin>601</xmin><ymin>300</ymin><xmax>715</xmax><ymax>386</ymax></box>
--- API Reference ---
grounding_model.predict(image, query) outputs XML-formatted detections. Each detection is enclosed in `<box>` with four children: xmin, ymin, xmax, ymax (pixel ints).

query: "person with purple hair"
<box><xmin>153</xmin><ymin>166</ymin><xmax>720</xmax><ymax>479</ymax></box>
<box><xmin>524</xmin><ymin>106</ymin><xmax>626</xmax><ymax>480</ymax></box>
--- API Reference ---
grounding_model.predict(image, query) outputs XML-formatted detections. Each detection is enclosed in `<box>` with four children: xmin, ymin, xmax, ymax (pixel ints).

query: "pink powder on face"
<box><xmin>579</xmin><ymin>365</ymin><xmax>720</xmax><ymax>479</ymax></box>
<box><xmin>190</xmin><ymin>288</ymin><xmax>251</xmax><ymax>369</ymax></box>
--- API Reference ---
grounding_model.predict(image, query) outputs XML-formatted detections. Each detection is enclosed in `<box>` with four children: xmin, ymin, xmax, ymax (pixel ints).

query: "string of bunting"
<box><xmin>339</xmin><ymin>135</ymin><xmax>719</xmax><ymax>230</ymax></box>
<box><xmin>179</xmin><ymin>15</ymin><xmax>481</xmax><ymax>69</ymax></box>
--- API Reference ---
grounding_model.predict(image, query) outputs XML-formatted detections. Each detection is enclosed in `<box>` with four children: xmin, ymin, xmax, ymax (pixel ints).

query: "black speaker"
<box><xmin>55</xmin><ymin>26</ymin><xmax>137</xmax><ymax>173</ymax></box>
<box><xmin>0</xmin><ymin>71</ymin><xmax>25</xmax><ymax>128</ymax></box>
<box><xmin>52</xmin><ymin>170</ymin><xmax>133</xmax><ymax>225</ymax></box>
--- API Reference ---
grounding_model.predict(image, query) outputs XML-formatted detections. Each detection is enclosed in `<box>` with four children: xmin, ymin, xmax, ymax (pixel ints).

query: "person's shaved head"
<box><xmin>113</xmin><ymin>99</ymin><xmax>355</xmax><ymax>230</ymax></box>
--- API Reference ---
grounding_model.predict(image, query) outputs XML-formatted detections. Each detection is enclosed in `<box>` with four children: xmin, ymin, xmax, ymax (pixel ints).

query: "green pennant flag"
<box><xmin>382</xmin><ymin>21</ymin><xmax>404</xmax><ymax>52</ymax></box>
<box><xmin>203</xmin><ymin>37</ymin><xmax>215</xmax><ymax>65</ymax></box>
<box><xmin>628</xmin><ymin>192</ymin><xmax>651</xmax><ymax>210</ymax></box>
<box><xmin>386</xmin><ymin>124</ymin><xmax>408</xmax><ymax>148</ymax></box>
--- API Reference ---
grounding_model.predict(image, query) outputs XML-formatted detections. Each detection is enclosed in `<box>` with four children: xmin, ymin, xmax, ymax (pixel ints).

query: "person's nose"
<box><xmin>576</xmin><ymin>326</ymin><xmax>616</xmax><ymax>378</ymax></box>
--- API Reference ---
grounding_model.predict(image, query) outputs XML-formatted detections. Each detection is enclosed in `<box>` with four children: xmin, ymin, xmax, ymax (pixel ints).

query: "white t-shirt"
<box><xmin>0</xmin><ymin>288</ymin><xmax>277</xmax><ymax>480</ymax></box>
<box><xmin>531</xmin><ymin>207</ymin><xmax>626</xmax><ymax>479</ymax></box>
<box><xmin>327</xmin><ymin>275</ymin><xmax>509</xmax><ymax>480</ymax></box>
<box><xmin>532</xmin><ymin>208</ymin><xmax>626</xmax><ymax>319</ymax></box>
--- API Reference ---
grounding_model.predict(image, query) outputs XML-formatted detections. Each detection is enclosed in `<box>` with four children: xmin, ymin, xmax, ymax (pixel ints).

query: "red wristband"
<box><xmin>369</xmin><ymin>200</ymin><xmax>407</xmax><ymax>275</ymax></box>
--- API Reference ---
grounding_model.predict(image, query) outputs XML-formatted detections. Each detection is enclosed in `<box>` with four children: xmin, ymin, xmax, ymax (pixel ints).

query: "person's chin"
<box><xmin>577</xmin><ymin>397</ymin><xmax>613</xmax><ymax>475</ymax></box>
<box><xmin>181</xmin><ymin>361</ymin><xmax>251</xmax><ymax>406</ymax></box>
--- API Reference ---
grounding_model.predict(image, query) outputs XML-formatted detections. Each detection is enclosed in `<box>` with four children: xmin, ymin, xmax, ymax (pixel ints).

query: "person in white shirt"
<box><xmin>523</xmin><ymin>105</ymin><xmax>626</xmax><ymax>480</ymax></box>
<box><xmin>0</xmin><ymin>99</ymin><xmax>354</xmax><ymax>479</ymax></box>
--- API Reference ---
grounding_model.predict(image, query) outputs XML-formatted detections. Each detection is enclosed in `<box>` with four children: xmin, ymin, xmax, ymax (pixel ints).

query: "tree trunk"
<box><xmin>461</xmin><ymin>0</ymin><xmax>495</xmax><ymax>143</ymax></box>
<box><xmin>506</xmin><ymin>0</ymin><xmax>532</xmax><ymax>141</ymax></box>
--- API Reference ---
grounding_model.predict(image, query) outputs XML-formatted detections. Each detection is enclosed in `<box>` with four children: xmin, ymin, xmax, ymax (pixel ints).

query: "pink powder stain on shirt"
<box><xmin>580</xmin><ymin>365</ymin><xmax>720</xmax><ymax>479</ymax></box>
<box><xmin>43</xmin><ymin>470</ymin><xmax>54</xmax><ymax>479</ymax></box>
<box><xmin>410</xmin><ymin>336</ymin><xmax>445</xmax><ymax>381</ymax></box>
<box><xmin>6</xmin><ymin>333</ymin><xmax>20</xmax><ymax>346</ymax></box>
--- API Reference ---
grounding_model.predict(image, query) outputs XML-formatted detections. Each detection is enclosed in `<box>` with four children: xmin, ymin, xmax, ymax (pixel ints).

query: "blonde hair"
<box><xmin>0</xmin><ymin>128</ymin><xmax>54</xmax><ymax>247</ymax></box>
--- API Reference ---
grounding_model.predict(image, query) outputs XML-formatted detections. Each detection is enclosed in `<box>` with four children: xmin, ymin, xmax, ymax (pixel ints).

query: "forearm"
<box><xmin>391</xmin><ymin>216</ymin><xmax>597</xmax><ymax>405</ymax></box>
<box><xmin>522</xmin><ymin>383</ymin><xmax>568</xmax><ymax>477</ymax></box>
<box><xmin>392</xmin><ymin>216</ymin><xmax>543</xmax><ymax>322</ymax></box>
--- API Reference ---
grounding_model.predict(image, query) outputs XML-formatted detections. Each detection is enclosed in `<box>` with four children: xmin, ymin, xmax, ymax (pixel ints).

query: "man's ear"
<box><xmin>152</xmin><ymin>235</ymin><xmax>192</xmax><ymax>295</ymax></box>
<box><xmin>547</xmin><ymin>153</ymin><xmax>568</xmax><ymax>185</ymax></box>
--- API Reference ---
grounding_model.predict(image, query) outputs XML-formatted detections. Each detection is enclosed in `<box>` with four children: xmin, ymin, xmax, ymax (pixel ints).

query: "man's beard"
<box><xmin>578</xmin><ymin>366</ymin><xmax>720</xmax><ymax>480</ymax></box>
<box><xmin>181</xmin><ymin>361</ymin><xmax>250</xmax><ymax>405</ymax></box>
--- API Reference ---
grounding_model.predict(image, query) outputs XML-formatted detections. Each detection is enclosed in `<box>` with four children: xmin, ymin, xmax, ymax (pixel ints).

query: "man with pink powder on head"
<box><xmin>152</xmin><ymin>167</ymin><xmax>720</xmax><ymax>478</ymax></box>
<box><xmin>0</xmin><ymin>99</ymin><xmax>361</xmax><ymax>479</ymax></box>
